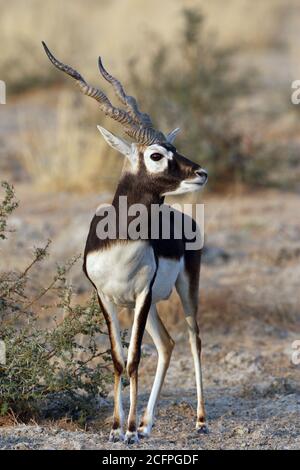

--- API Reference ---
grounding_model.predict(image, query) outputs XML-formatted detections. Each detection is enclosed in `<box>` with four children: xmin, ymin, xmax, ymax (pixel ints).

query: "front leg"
<box><xmin>125</xmin><ymin>289</ymin><xmax>152</xmax><ymax>444</ymax></box>
<box><xmin>97</xmin><ymin>294</ymin><xmax>125</xmax><ymax>442</ymax></box>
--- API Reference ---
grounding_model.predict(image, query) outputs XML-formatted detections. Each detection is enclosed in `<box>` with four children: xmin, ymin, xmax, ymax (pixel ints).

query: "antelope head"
<box><xmin>42</xmin><ymin>42</ymin><xmax>208</xmax><ymax>197</ymax></box>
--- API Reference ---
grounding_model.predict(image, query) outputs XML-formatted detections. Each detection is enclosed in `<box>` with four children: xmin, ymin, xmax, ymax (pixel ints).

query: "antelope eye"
<box><xmin>150</xmin><ymin>153</ymin><xmax>164</xmax><ymax>162</ymax></box>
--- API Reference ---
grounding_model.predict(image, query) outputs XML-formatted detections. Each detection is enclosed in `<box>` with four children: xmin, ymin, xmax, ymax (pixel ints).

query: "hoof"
<box><xmin>109</xmin><ymin>428</ymin><xmax>124</xmax><ymax>443</ymax></box>
<box><xmin>124</xmin><ymin>430</ymin><xmax>139</xmax><ymax>445</ymax></box>
<box><xmin>196</xmin><ymin>423</ymin><xmax>209</xmax><ymax>435</ymax></box>
<box><xmin>137</xmin><ymin>424</ymin><xmax>151</xmax><ymax>439</ymax></box>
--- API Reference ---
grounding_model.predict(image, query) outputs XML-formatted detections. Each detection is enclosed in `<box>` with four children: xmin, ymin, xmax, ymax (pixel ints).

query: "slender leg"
<box><xmin>98</xmin><ymin>295</ymin><xmax>125</xmax><ymax>442</ymax></box>
<box><xmin>138</xmin><ymin>305</ymin><xmax>174</xmax><ymax>437</ymax></box>
<box><xmin>125</xmin><ymin>289</ymin><xmax>152</xmax><ymax>444</ymax></box>
<box><xmin>185</xmin><ymin>313</ymin><xmax>207</xmax><ymax>432</ymax></box>
<box><xmin>176</xmin><ymin>270</ymin><xmax>207</xmax><ymax>433</ymax></box>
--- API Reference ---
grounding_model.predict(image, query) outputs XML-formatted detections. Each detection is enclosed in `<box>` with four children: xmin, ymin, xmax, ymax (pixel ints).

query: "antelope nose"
<box><xmin>195</xmin><ymin>169</ymin><xmax>208</xmax><ymax>183</ymax></box>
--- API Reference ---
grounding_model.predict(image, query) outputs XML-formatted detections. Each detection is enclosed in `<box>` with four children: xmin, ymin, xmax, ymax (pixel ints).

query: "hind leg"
<box><xmin>176</xmin><ymin>266</ymin><xmax>207</xmax><ymax>433</ymax></box>
<box><xmin>138</xmin><ymin>304</ymin><xmax>175</xmax><ymax>437</ymax></box>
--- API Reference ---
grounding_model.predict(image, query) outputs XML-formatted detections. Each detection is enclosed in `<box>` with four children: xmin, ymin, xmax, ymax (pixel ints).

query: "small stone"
<box><xmin>236</xmin><ymin>428</ymin><xmax>245</xmax><ymax>435</ymax></box>
<box><xmin>72</xmin><ymin>441</ymin><xmax>84</xmax><ymax>450</ymax></box>
<box><xmin>14</xmin><ymin>442</ymin><xmax>32</xmax><ymax>450</ymax></box>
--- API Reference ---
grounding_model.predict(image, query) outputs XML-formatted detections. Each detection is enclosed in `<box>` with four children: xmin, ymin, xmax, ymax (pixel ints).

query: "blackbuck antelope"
<box><xmin>42</xmin><ymin>42</ymin><xmax>208</xmax><ymax>444</ymax></box>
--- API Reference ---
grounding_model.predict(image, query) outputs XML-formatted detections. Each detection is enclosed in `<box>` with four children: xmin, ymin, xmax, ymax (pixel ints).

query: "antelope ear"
<box><xmin>166</xmin><ymin>127</ymin><xmax>181</xmax><ymax>144</ymax></box>
<box><xmin>97</xmin><ymin>126</ymin><xmax>132</xmax><ymax>157</ymax></box>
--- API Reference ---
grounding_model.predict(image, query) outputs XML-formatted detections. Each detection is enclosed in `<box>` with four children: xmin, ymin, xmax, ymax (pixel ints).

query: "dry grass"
<box><xmin>18</xmin><ymin>91</ymin><xmax>124</xmax><ymax>192</ymax></box>
<box><xmin>200</xmin><ymin>0</ymin><xmax>287</xmax><ymax>50</ymax></box>
<box><xmin>157</xmin><ymin>260</ymin><xmax>300</xmax><ymax>334</ymax></box>
<box><xmin>0</xmin><ymin>0</ymin><xmax>297</xmax><ymax>93</ymax></box>
<box><xmin>2</xmin><ymin>0</ymin><xmax>300</xmax><ymax>193</ymax></box>
<box><xmin>200</xmin><ymin>264</ymin><xmax>300</xmax><ymax>329</ymax></box>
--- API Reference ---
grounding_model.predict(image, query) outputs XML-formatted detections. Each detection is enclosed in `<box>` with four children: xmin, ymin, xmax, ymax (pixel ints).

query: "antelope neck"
<box><xmin>112</xmin><ymin>173</ymin><xmax>165</xmax><ymax>210</ymax></box>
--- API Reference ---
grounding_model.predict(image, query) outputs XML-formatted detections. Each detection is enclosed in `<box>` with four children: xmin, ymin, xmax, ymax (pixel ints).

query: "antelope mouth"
<box><xmin>185</xmin><ymin>176</ymin><xmax>208</xmax><ymax>187</ymax></box>
<box><xmin>186</xmin><ymin>180</ymin><xmax>205</xmax><ymax>186</ymax></box>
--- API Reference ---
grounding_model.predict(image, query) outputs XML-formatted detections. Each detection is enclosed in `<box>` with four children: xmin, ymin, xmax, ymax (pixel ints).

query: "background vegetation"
<box><xmin>1</xmin><ymin>0</ymin><xmax>299</xmax><ymax>192</ymax></box>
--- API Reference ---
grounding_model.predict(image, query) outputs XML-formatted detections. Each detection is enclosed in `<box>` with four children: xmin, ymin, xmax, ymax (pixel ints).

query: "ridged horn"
<box><xmin>98</xmin><ymin>57</ymin><xmax>153</xmax><ymax>129</ymax></box>
<box><xmin>42</xmin><ymin>42</ymin><xmax>165</xmax><ymax>145</ymax></box>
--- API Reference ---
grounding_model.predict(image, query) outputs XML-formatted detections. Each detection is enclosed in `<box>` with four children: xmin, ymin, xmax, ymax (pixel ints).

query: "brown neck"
<box><xmin>112</xmin><ymin>173</ymin><xmax>165</xmax><ymax>210</ymax></box>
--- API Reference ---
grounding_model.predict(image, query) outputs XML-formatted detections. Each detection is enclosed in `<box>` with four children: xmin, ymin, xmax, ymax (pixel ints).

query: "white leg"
<box><xmin>138</xmin><ymin>304</ymin><xmax>174</xmax><ymax>437</ymax></box>
<box><xmin>97</xmin><ymin>295</ymin><xmax>125</xmax><ymax>442</ymax></box>
<box><xmin>185</xmin><ymin>314</ymin><xmax>207</xmax><ymax>432</ymax></box>
<box><xmin>125</xmin><ymin>289</ymin><xmax>152</xmax><ymax>444</ymax></box>
<box><xmin>176</xmin><ymin>270</ymin><xmax>207</xmax><ymax>432</ymax></box>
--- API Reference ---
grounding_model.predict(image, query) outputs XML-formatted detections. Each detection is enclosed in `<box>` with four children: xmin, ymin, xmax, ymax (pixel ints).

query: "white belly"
<box><xmin>86</xmin><ymin>241</ymin><xmax>183</xmax><ymax>307</ymax></box>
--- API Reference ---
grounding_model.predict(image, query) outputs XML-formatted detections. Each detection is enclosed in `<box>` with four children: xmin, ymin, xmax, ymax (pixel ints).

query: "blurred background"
<box><xmin>0</xmin><ymin>0</ymin><xmax>299</xmax><ymax>449</ymax></box>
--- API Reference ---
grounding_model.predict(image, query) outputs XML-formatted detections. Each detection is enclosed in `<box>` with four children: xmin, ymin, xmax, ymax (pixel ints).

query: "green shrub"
<box><xmin>0</xmin><ymin>182</ymin><xmax>114</xmax><ymax>423</ymax></box>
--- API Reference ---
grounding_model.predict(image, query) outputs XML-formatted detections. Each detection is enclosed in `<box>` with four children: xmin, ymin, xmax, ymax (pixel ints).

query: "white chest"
<box><xmin>86</xmin><ymin>241</ymin><xmax>156</xmax><ymax>306</ymax></box>
<box><xmin>86</xmin><ymin>241</ymin><xmax>183</xmax><ymax>307</ymax></box>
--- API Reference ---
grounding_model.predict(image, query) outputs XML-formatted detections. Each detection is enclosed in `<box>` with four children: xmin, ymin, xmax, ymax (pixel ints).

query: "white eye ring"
<box><xmin>143</xmin><ymin>145</ymin><xmax>171</xmax><ymax>173</ymax></box>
